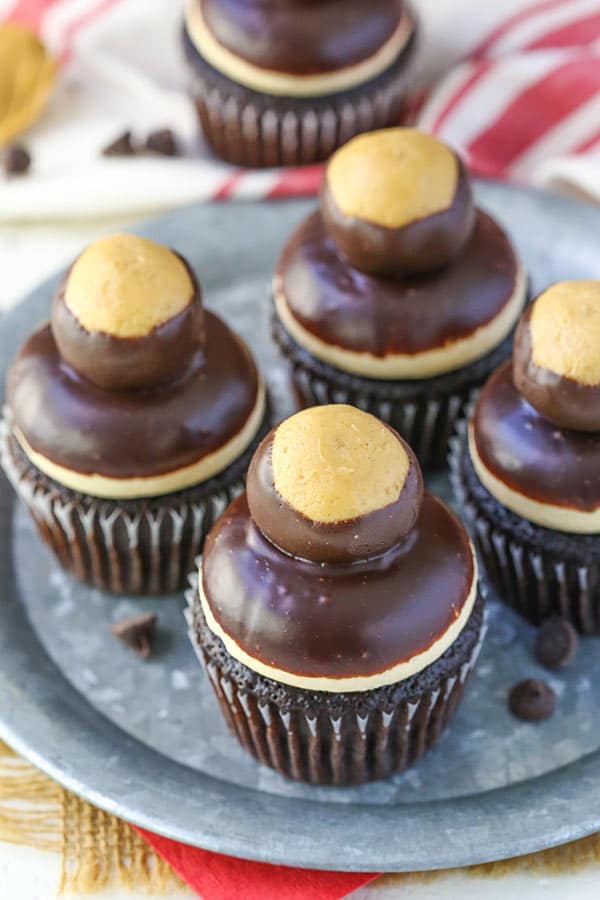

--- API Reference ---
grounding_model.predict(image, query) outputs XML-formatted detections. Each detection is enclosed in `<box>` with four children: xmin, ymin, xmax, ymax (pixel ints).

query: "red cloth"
<box><xmin>136</xmin><ymin>828</ymin><xmax>378</xmax><ymax>900</ymax></box>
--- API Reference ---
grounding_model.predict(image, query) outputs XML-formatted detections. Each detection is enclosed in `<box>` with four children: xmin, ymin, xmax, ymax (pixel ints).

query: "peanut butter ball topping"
<box><xmin>51</xmin><ymin>234</ymin><xmax>204</xmax><ymax>391</ymax></box>
<box><xmin>513</xmin><ymin>280</ymin><xmax>600</xmax><ymax>432</ymax></box>
<box><xmin>247</xmin><ymin>405</ymin><xmax>423</xmax><ymax>563</ymax></box>
<box><xmin>529</xmin><ymin>281</ymin><xmax>600</xmax><ymax>384</ymax></box>
<box><xmin>272</xmin><ymin>405</ymin><xmax>410</xmax><ymax>522</ymax></box>
<box><xmin>63</xmin><ymin>234</ymin><xmax>193</xmax><ymax>338</ymax></box>
<box><xmin>327</xmin><ymin>129</ymin><xmax>457</xmax><ymax>229</ymax></box>
<box><xmin>320</xmin><ymin>129</ymin><xmax>475</xmax><ymax>276</ymax></box>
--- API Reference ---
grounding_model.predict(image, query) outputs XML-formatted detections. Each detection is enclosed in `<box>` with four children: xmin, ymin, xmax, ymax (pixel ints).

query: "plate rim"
<box><xmin>1</xmin><ymin>185</ymin><xmax>600</xmax><ymax>872</ymax></box>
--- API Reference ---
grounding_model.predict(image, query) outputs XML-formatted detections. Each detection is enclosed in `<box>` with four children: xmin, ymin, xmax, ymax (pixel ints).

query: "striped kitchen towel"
<box><xmin>1</xmin><ymin>0</ymin><xmax>599</xmax><ymax>218</ymax></box>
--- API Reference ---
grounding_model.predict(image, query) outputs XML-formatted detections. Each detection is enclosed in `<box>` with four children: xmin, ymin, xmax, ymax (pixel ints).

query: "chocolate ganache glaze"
<box><xmin>198</xmin><ymin>0</ymin><xmax>405</xmax><ymax>75</ymax></box>
<box><xmin>276</xmin><ymin>209</ymin><xmax>519</xmax><ymax>358</ymax></box>
<box><xmin>471</xmin><ymin>361</ymin><xmax>600</xmax><ymax>513</ymax></box>
<box><xmin>201</xmin><ymin>405</ymin><xmax>476</xmax><ymax>684</ymax></box>
<box><xmin>8</xmin><ymin>234</ymin><xmax>264</xmax><ymax>490</ymax></box>
<box><xmin>201</xmin><ymin>491</ymin><xmax>474</xmax><ymax>680</ymax></box>
<box><xmin>8</xmin><ymin>310</ymin><xmax>260</xmax><ymax>480</ymax></box>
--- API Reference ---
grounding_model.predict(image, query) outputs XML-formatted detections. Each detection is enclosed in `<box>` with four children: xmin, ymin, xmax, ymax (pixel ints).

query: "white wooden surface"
<box><xmin>1</xmin><ymin>838</ymin><xmax>600</xmax><ymax>899</ymax></box>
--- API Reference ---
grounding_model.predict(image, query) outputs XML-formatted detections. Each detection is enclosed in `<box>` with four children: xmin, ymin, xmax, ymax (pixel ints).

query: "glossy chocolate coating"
<box><xmin>8</xmin><ymin>311</ymin><xmax>260</xmax><ymax>479</ymax></box>
<box><xmin>246</xmin><ymin>425</ymin><xmax>423</xmax><ymax>563</ymax></box>
<box><xmin>51</xmin><ymin>258</ymin><xmax>204</xmax><ymax>391</ymax></box>
<box><xmin>513</xmin><ymin>306</ymin><xmax>600</xmax><ymax>432</ymax></box>
<box><xmin>277</xmin><ymin>209</ymin><xmax>519</xmax><ymax>358</ymax></box>
<box><xmin>199</xmin><ymin>0</ymin><xmax>405</xmax><ymax>76</ymax></box>
<box><xmin>321</xmin><ymin>159</ymin><xmax>475</xmax><ymax>276</ymax></box>
<box><xmin>202</xmin><ymin>491</ymin><xmax>474</xmax><ymax>678</ymax></box>
<box><xmin>473</xmin><ymin>361</ymin><xmax>600</xmax><ymax>511</ymax></box>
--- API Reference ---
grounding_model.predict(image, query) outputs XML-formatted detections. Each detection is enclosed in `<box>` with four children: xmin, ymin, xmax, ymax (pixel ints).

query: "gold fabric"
<box><xmin>0</xmin><ymin>739</ymin><xmax>597</xmax><ymax>894</ymax></box>
<box><xmin>0</xmin><ymin>25</ymin><xmax>56</xmax><ymax>146</ymax></box>
<box><xmin>0</xmin><ymin>741</ymin><xmax>182</xmax><ymax>893</ymax></box>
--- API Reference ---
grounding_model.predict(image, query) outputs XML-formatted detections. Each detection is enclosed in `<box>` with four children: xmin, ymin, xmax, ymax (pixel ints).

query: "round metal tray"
<box><xmin>1</xmin><ymin>183</ymin><xmax>600</xmax><ymax>872</ymax></box>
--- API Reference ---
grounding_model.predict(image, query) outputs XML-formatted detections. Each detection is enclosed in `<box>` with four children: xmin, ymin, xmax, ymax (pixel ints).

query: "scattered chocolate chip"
<box><xmin>5</xmin><ymin>144</ymin><xmax>31</xmax><ymax>176</ymax></box>
<box><xmin>145</xmin><ymin>128</ymin><xmax>180</xmax><ymax>157</ymax></box>
<box><xmin>102</xmin><ymin>130</ymin><xmax>136</xmax><ymax>157</ymax></box>
<box><xmin>111</xmin><ymin>612</ymin><xmax>157</xmax><ymax>659</ymax></box>
<box><xmin>508</xmin><ymin>678</ymin><xmax>556</xmax><ymax>722</ymax></box>
<box><xmin>535</xmin><ymin>617</ymin><xmax>578</xmax><ymax>670</ymax></box>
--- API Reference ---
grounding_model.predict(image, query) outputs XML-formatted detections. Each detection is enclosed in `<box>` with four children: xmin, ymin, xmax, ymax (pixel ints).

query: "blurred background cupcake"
<box><xmin>451</xmin><ymin>281</ymin><xmax>600</xmax><ymax>632</ymax></box>
<box><xmin>188</xmin><ymin>404</ymin><xmax>485</xmax><ymax>785</ymax></box>
<box><xmin>181</xmin><ymin>0</ymin><xmax>418</xmax><ymax>167</ymax></box>
<box><xmin>1</xmin><ymin>233</ymin><xmax>267</xmax><ymax>595</ymax></box>
<box><xmin>273</xmin><ymin>128</ymin><xmax>528</xmax><ymax>468</ymax></box>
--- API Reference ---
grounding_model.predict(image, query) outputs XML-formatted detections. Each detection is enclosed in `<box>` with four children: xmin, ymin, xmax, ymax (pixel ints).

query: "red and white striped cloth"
<box><xmin>419</xmin><ymin>0</ymin><xmax>600</xmax><ymax>192</ymax></box>
<box><xmin>1</xmin><ymin>0</ymin><xmax>600</xmax><ymax>218</ymax></box>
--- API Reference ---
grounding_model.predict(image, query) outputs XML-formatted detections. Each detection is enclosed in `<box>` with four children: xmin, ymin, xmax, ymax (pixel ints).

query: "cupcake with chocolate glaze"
<box><xmin>182</xmin><ymin>0</ymin><xmax>418</xmax><ymax>167</ymax></box>
<box><xmin>273</xmin><ymin>128</ymin><xmax>528</xmax><ymax>469</ymax></box>
<box><xmin>188</xmin><ymin>405</ymin><xmax>485</xmax><ymax>785</ymax></box>
<box><xmin>451</xmin><ymin>280</ymin><xmax>600</xmax><ymax>631</ymax></box>
<box><xmin>1</xmin><ymin>234</ymin><xmax>267</xmax><ymax>595</ymax></box>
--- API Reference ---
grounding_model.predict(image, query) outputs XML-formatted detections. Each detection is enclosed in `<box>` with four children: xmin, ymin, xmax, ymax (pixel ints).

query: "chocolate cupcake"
<box><xmin>187</xmin><ymin>404</ymin><xmax>485</xmax><ymax>785</ymax></box>
<box><xmin>273</xmin><ymin>129</ymin><xmax>528</xmax><ymax>469</ymax></box>
<box><xmin>1</xmin><ymin>234</ymin><xmax>267</xmax><ymax>595</ymax></box>
<box><xmin>182</xmin><ymin>0</ymin><xmax>418</xmax><ymax>167</ymax></box>
<box><xmin>451</xmin><ymin>281</ymin><xmax>600</xmax><ymax>632</ymax></box>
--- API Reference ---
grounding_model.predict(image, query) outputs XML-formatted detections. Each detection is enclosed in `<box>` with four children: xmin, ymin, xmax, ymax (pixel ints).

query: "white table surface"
<box><xmin>2</xmin><ymin>832</ymin><xmax>600</xmax><ymax>900</ymax></box>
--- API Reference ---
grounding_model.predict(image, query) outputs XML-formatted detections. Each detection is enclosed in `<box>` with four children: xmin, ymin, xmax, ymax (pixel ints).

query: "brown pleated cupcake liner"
<box><xmin>272</xmin><ymin>311</ymin><xmax>518</xmax><ymax>469</ymax></box>
<box><xmin>0</xmin><ymin>413</ymin><xmax>262</xmax><ymax>596</ymax></box>
<box><xmin>186</xmin><ymin>577</ymin><xmax>487</xmax><ymax>785</ymax></box>
<box><xmin>184</xmin><ymin>23</ymin><xmax>418</xmax><ymax>168</ymax></box>
<box><xmin>449</xmin><ymin>413</ymin><xmax>600</xmax><ymax>632</ymax></box>
<box><xmin>274</xmin><ymin>324</ymin><xmax>495</xmax><ymax>471</ymax></box>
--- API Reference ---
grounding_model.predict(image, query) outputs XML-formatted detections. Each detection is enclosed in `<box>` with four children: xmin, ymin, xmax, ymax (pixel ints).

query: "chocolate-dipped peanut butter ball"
<box><xmin>513</xmin><ymin>281</ymin><xmax>600</xmax><ymax>432</ymax></box>
<box><xmin>273</xmin><ymin>127</ymin><xmax>528</xmax><ymax>468</ymax></box>
<box><xmin>2</xmin><ymin>234</ymin><xmax>268</xmax><ymax>594</ymax></box>
<box><xmin>248</xmin><ymin>404</ymin><xmax>423</xmax><ymax>563</ymax></box>
<box><xmin>52</xmin><ymin>234</ymin><xmax>204</xmax><ymax>391</ymax></box>
<box><xmin>321</xmin><ymin>129</ymin><xmax>475</xmax><ymax>276</ymax></box>
<box><xmin>182</xmin><ymin>0</ymin><xmax>418</xmax><ymax>167</ymax></box>
<box><xmin>453</xmin><ymin>280</ymin><xmax>600</xmax><ymax>632</ymax></box>
<box><xmin>190</xmin><ymin>404</ymin><xmax>485</xmax><ymax>785</ymax></box>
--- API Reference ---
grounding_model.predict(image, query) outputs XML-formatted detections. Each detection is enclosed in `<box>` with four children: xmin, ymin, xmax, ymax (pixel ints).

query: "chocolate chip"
<box><xmin>111</xmin><ymin>612</ymin><xmax>157</xmax><ymax>659</ymax></box>
<box><xmin>145</xmin><ymin>128</ymin><xmax>180</xmax><ymax>157</ymax></box>
<box><xmin>508</xmin><ymin>679</ymin><xmax>556</xmax><ymax>722</ymax></box>
<box><xmin>535</xmin><ymin>617</ymin><xmax>578</xmax><ymax>670</ymax></box>
<box><xmin>5</xmin><ymin>144</ymin><xmax>31</xmax><ymax>175</ymax></box>
<box><xmin>102</xmin><ymin>130</ymin><xmax>136</xmax><ymax>157</ymax></box>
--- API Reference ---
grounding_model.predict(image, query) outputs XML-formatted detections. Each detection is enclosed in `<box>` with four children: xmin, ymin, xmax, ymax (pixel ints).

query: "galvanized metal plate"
<box><xmin>0</xmin><ymin>184</ymin><xmax>599</xmax><ymax>871</ymax></box>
